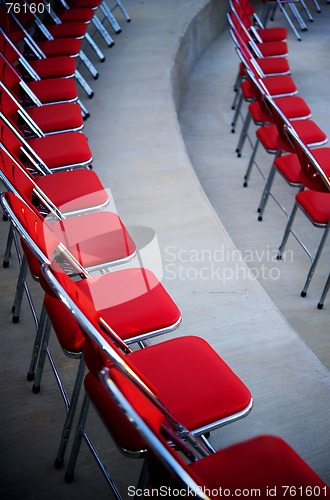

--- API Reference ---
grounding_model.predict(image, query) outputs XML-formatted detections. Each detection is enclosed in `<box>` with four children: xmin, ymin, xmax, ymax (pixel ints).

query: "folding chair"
<box><xmin>0</xmin><ymin>111</ymin><xmax>93</xmax><ymax>173</ymax></box>
<box><xmin>18</xmin><ymin>0</ymin><xmax>106</xmax><ymax>63</ymax></box>
<box><xmin>0</xmin><ymin>30</ymin><xmax>91</xmax><ymax>121</ymax></box>
<box><xmin>232</xmin><ymin>48</ymin><xmax>311</xmax><ymax>157</ymax></box>
<box><xmin>0</xmin><ymin>26</ymin><xmax>93</xmax><ymax>101</ymax></box>
<box><xmin>50</xmin><ymin>0</ymin><xmax>115</xmax><ymax>48</ymax></box>
<box><xmin>261</xmin><ymin>0</ymin><xmax>312</xmax><ymax>41</ymax></box>
<box><xmin>0</xmin><ymin>201</ymin><xmax>181</xmax><ymax>470</ymax></box>
<box><xmin>99</xmin><ymin>367</ymin><xmax>329</xmax><ymax>499</ymax></box>
<box><xmin>256</xmin><ymin>93</ymin><xmax>327</xmax><ymax>221</ymax></box>
<box><xmin>0</xmin><ymin>79</ymin><xmax>84</xmax><ymax>135</ymax></box>
<box><xmin>276</xmin><ymin>125</ymin><xmax>330</xmax><ymax>298</ymax></box>
<box><xmin>40</xmin><ymin>261</ymin><xmax>252</xmax><ymax>490</ymax></box>
<box><xmin>232</xmin><ymin>0</ymin><xmax>288</xmax><ymax>42</ymax></box>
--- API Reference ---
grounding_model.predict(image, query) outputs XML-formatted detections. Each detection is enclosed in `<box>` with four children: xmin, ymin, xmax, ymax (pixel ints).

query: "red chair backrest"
<box><xmin>284</xmin><ymin>126</ymin><xmax>330</xmax><ymax>192</ymax></box>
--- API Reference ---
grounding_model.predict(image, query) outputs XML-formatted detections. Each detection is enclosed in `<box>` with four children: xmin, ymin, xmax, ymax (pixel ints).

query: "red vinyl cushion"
<box><xmin>257</xmin><ymin>56</ymin><xmax>290</xmax><ymax>75</ymax></box>
<box><xmin>26</xmin><ymin>102</ymin><xmax>83</xmax><ymax>134</ymax></box>
<box><xmin>189</xmin><ymin>435</ymin><xmax>329</xmax><ymax>495</ymax></box>
<box><xmin>249</xmin><ymin>96</ymin><xmax>310</xmax><ymax>126</ymax></box>
<box><xmin>29</xmin><ymin>57</ymin><xmax>76</xmax><ymax>79</ymax></box>
<box><xmin>274</xmin><ymin>153</ymin><xmax>301</xmax><ymax>185</ymax></box>
<box><xmin>50</xmin><ymin>211</ymin><xmax>136</xmax><ymax>268</ymax></box>
<box><xmin>257</xmin><ymin>40</ymin><xmax>288</xmax><ymax>57</ymax></box>
<box><xmin>27</xmin><ymin>132</ymin><xmax>93</xmax><ymax>169</ymax></box>
<box><xmin>257</xmin><ymin>27</ymin><xmax>287</xmax><ymax>42</ymax></box>
<box><xmin>76</xmin><ymin>268</ymin><xmax>181</xmax><ymax>339</ymax></box>
<box><xmin>36</xmin><ymin>38</ymin><xmax>82</xmax><ymax>58</ymax></box>
<box><xmin>85</xmin><ymin>336</ymin><xmax>251</xmax><ymax>451</ymax></box>
<box><xmin>43</xmin><ymin>267</ymin><xmax>179</xmax><ymax>350</ymax></box>
<box><xmin>257</xmin><ymin>120</ymin><xmax>327</xmax><ymax>154</ymax></box>
<box><xmin>35</xmin><ymin>169</ymin><xmax>109</xmax><ymax>212</ymax></box>
<box><xmin>130</xmin><ymin>336</ymin><xmax>251</xmax><ymax>431</ymax></box>
<box><xmin>27</xmin><ymin>79</ymin><xmax>78</xmax><ymax>104</ymax></box>
<box><xmin>261</xmin><ymin>75</ymin><xmax>297</xmax><ymax>97</ymax></box>
<box><xmin>296</xmin><ymin>190</ymin><xmax>330</xmax><ymax>225</ymax></box>
<box><xmin>47</xmin><ymin>22</ymin><xmax>88</xmax><ymax>39</ymax></box>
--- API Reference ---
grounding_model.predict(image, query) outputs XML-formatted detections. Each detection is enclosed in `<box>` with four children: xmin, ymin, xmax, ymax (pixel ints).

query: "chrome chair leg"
<box><xmin>100</xmin><ymin>1</ymin><xmax>122</xmax><ymax>33</ymax></box>
<box><xmin>54</xmin><ymin>356</ymin><xmax>86</xmax><ymax>469</ymax></box>
<box><xmin>84</xmin><ymin>32</ymin><xmax>105</xmax><ymax>62</ymax></box>
<box><xmin>277</xmin><ymin>200</ymin><xmax>300</xmax><ymax>260</ymax></box>
<box><xmin>318</xmin><ymin>272</ymin><xmax>330</xmax><ymax>309</ymax></box>
<box><xmin>92</xmin><ymin>15</ymin><xmax>115</xmax><ymax>47</ymax></box>
<box><xmin>243</xmin><ymin>137</ymin><xmax>260</xmax><ymax>187</ymax></box>
<box><xmin>301</xmin><ymin>222</ymin><xmax>329</xmax><ymax>297</ymax></box>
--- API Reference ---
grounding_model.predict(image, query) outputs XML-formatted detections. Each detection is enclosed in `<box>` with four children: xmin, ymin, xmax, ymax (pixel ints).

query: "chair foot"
<box><xmin>32</xmin><ymin>384</ymin><xmax>40</xmax><ymax>394</ymax></box>
<box><xmin>3</xmin><ymin>260</ymin><xmax>9</xmax><ymax>268</ymax></box>
<box><xmin>83</xmin><ymin>113</ymin><xmax>90</xmax><ymax>121</ymax></box>
<box><xmin>237</xmin><ymin>152</ymin><xmax>241</xmax><ymax>158</ymax></box>
<box><xmin>27</xmin><ymin>372</ymin><xmax>35</xmax><ymax>381</ymax></box>
<box><xmin>3</xmin><ymin>214</ymin><xmax>8</xmax><ymax>221</ymax></box>
<box><xmin>243</xmin><ymin>180</ymin><xmax>248</xmax><ymax>187</ymax></box>
<box><xmin>65</xmin><ymin>472</ymin><xmax>74</xmax><ymax>483</ymax></box>
<box><xmin>301</xmin><ymin>291</ymin><xmax>307</xmax><ymax>297</ymax></box>
<box><xmin>12</xmin><ymin>315</ymin><xmax>19</xmax><ymax>324</ymax></box>
<box><xmin>93</xmin><ymin>73</ymin><xmax>99</xmax><ymax>80</ymax></box>
<box><xmin>258</xmin><ymin>215</ymin><xmax>263</xmax><ymax>222</ymax></box>
<box><xmin>88</xmin><ymin>92</ymin><xmax>94</xmax><ymax>99</ymax></box>
<box><xmin>54</xmin><ymin>458</ymin><xmax>64</xmax><ymax>470</ymax></box>
<box><xmin>317</xmin><ymin>303</ymin><xmax>323</xmax><ymax>310</ymax></box>
<box><xmin>231</xmin><ymin>128</ymin><xmax>235</xmax><ymax>134</ymax></box>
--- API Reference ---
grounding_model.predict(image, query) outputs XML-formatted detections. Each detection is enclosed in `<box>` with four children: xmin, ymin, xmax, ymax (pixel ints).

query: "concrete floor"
<box><xmin>0</xmin><ymin>1</ymin><xmax>329</xmax><ymax>498</ymax></box>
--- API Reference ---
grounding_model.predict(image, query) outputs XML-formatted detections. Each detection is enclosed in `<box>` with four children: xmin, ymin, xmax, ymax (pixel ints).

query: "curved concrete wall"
<box><xmin>172</xmin><ymin>0</ymin><xmax>228</xmax><ymax>110</ymax></box>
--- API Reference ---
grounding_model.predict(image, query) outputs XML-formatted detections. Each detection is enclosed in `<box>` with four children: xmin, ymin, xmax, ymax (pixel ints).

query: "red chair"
<box><xmin>1</xmin><ymin>5</ymin><xmax>97</xmax><ymax>97</ymax></box>
<box><xmin>233</xmin><ymin>50</ymin><xmax>311</xmax><ymax>157</ymax></box>
<box><xmin>276</xmin><ymin>125</ymin><xmax>330</xmax><ymax>299</ymax></box>
<box><xmin>256</xmin><ymin>93</ymin><xmax>328</xmax><ymax>221</ymax></box>
<box><xmin>232</xmin><ymin>0</ymin><xmax>287</xmax><ymax>42</ymax></box>
<box><xmin>0</xmin><ymin>111</ymin><xmax>93</xmax><ymax>173</ymax></box>
<box><xmin>0</xmin><ymin>78</ymin><xmax>84</xmax><ymax>135</ymax></box>
<box><xmin>40</xmin><ymin>261</ymin><xmax>252</xmax><ymax>489</ymax></box>
<box><xmin>99</xmin><ymin>366</ymin><xmax>329</xmax><ymax>498</ymax></box>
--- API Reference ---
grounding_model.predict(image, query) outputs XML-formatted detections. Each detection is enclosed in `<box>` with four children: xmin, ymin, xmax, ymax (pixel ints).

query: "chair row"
<box><xmin>1</xmin><ymin>1</ymin><xmax>328</xmax><ymax>496</ymax></box>
<box><xmin>227</xmin><ymin>0</ymin><xmax>330</xmax><ymax>308</ymax></box>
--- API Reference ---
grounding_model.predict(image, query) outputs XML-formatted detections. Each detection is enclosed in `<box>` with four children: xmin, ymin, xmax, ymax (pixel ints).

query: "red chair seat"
<box><xmin>249</xmin><ymin>96</ymin><xmax>311</xmax><ymax>126</ymax></box>
<box><xmin>47</xmin><ymin>22</ymin><xmax>88</xmax><ymax>39</ymax></box>
<box><xmin>274</xmin><ymin>96</ymin><xmax>311</xmax><ymax>120</ymax></box>
<box><xmin>130</xmin><ymin>336</ymin><xmax>251</xmax><ymax>432</ymax></box>
<box><xmin>274</xmin><ymin>153</ymin><xmax>301</xmax><ymax>185</ymax></box>
<box><xmin>26</xmin><ymin>102</ymin><xmax>83</xmax><ymax>134</ymax></box>
<box><xmin>257</xmin><ymin>40</ymin><xmax>288</xmax><ymax>57</ymax></box>
<box><xmin>296</xmin><ymin>190</ymin><xmax>330</xmax><ymax>225</ymax></box>
<box><xmin>261</xmin><ymin>75</ymin><xmax>297</xmax><ymax>97</ymax></box>
<box><xmin>44</xmin><ymin>267</ymin><xmax>180</xmax><ymax>350</ymax></box>
<box><xmin>27</xmin><ymin>131</ymin><xmax>93</xmax><ymax>170</ymax></box>
<box><xmin>36</xmin><ymin>38</ymin><xmax>82</xmax><ymax>58</ymax></box>
<box><xmin>50</xmin><ymin>211</ymin><xmax>136</xmax><ymax>269</ymax></box>
<box><xmin>83</xmin><ymin>336</ymin><xmax>251</xmax><ymax>452</ymax></box>
<box><xmin>189</xmin><ymin>435</ymin><xmax>329</xmax><ymax>494</ymax></box>
<box><xmin>257</xmin><ymin>56</ymin><xmax>290</xmax><ymax>75</ymax></box>
<box><xmin>257</xmin><ymin>27</ymin><xmax>287</xmax><ymax>42</ymax></box>
<box><xmin>29</xmin><ymin>56</ymin><xmax>76</xmax><ymax>79</ymax></box>
<box><xmin>258</xmin><ymin>120</ymin><xmax>327</xmax><ymax>154</ymax></box>
<box><xmin>35</xmin><ymin>169</ymin><xmax>109</xmax><ymax>212</ymax></box>
<box><xmin>27</xmin><ymin>79</ymin><xmax>78</xmax><ymax>104</ymax></box>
